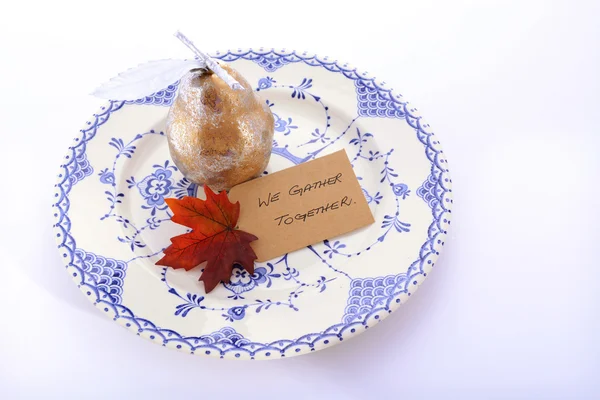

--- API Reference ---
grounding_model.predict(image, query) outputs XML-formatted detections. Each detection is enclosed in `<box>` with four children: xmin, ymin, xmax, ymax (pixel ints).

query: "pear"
<box><xmin>166</xmin><ymin>64</ymin><xmax>274</xmax><ymax>191</ymax></box>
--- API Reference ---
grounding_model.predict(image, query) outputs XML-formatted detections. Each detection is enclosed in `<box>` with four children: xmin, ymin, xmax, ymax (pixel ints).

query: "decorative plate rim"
<box><xmin>52</xmin><ymin>48</ymin><xmax>453</xmax><ymax>359</ymax></box>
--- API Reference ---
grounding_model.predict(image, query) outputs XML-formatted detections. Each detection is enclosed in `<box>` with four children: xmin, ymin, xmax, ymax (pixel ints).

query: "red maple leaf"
<box><xmin>156</xmin><ymin>186</ymin><xmax>258</xmax><ymax>293</ymax></box>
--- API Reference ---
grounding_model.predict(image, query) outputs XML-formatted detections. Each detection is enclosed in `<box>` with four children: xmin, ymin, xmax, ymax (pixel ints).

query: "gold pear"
<box><xmin>166</xmin><ymin>64</ymin><xmax>274</xmax><ymax>191</ymax></box>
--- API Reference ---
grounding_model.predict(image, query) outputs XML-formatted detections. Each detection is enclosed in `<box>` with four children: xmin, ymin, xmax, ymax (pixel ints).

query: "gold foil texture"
<box><xmin>166</xmin><ymin>64</ymin><xmax>274</xmax><ymax>191</ymax></box>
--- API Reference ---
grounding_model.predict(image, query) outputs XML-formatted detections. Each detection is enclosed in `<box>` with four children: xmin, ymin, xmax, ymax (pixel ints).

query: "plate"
<box><xmin>53</xmin><ymin>49</ymin><xmax>453</xmax><ymax>359</ymax></box>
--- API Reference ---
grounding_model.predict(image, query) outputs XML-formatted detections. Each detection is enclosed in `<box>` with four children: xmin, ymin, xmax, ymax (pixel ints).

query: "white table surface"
<box><xmin>1</xmin><ymin>0</ymin><xmax>598</xmax><ymax>398</ymax></box>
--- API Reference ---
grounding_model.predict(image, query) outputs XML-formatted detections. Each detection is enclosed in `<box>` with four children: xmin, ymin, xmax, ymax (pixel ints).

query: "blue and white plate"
<box><xmin>53</xmin><ymin>49</ymin><xmax>453</xmax><ymax>359</ymax></box>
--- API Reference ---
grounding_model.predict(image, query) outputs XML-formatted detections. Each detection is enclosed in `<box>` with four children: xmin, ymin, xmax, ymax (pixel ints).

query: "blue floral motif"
<box><xmin>252</xmin><ymin>266</ymin><xmax>280</xmax><ymax>287</ymax></box>
<box><xmin>173</xmin><ymin>293</ymin><xmax>204</xmax><ymax>317</ymax></box>
<box><xmin>381</xmin><ymin>215</ymin><xmax>411</xmax><ymax>234</ymax></box>
<box><xmin>127</xmin><ymin>160</ymin><xmax>177</xmax><ymax>215</ymax></box>
<box><xmin>362</xmin><ymin>188</ymin><xmax>383</xmax><ymax>204</ymax></box>
<box><xmin>291</xmin><ymin>78</ymin><xmax>318</xmax><ymax>100</ymax></box>
<box><xmin>224</xmin><ymin>306</ymin><xmax>247</xmax><ymax>322</ymax></box>
<box><xmin>392</xmin><ymin>183</ymin><xmax>411</xmax><ymax>199</ymax></box>
<box><xmin>380</xmin><ymin>162</ymin><xmax>398</xmax><ymax>183</ymax></box>
<box><xmin>117</xmin><ymin>235</ymin><xmax>146</xmax><ymax>251</ymax></box>
<box><xmin>98</xmin><ymin>168</ymin><xmax>115</xmax><ymax>185</ymax></box>
<box><xmin>282</xmin><ymin>266</ymin><xmax>299</xmax><ymax>281</ymax></box>
<box><xmin>257</xmin><ymin>76</ymin><xmax>276</xmax><ymax>90</ymax></box>
<box><xmin>223</xmin><ymin>264</ymin><xmax>281</xmax><ymax>299</ymax></box>
<box><xmin>300</xmin><ymin>128</ymin><xmax>329</xmax><ymax>146</ymax></box>
<box><xmin>109</xmin><ymin>137</ymin><xmax>136</xmax><ymax>158</ymax></box>
<box><xmin>349</xmin><ymin>129</ymin><xmax>373</xmax><ymax>146</ymax></box>
<box><xmin>323</xmin><ymin>240</ymin><xmax>347</xmax><ymax>259</ymax></box>
<box><xmin>138</xmin><ymin>166</ymin><xmax>173</xmax><ymax>205</ymax></box>
<box><xmin>266</xmin><ymin>99</ymin><xmax>298</xmax><ymax>136</ymax></box>
<box><xmin>172</xmin><ymin>177</ymin><xmax>198</xmax><ymax>199</ymax></box>
<box><xmin>144</xmin><ymin>175</ymin><xmax>171</xmax><ymax>204</ymax></box>
<box><xmin>273</xmin><ymin>113</ymin><xmax>298</xmax><ymax>135</ymax></box>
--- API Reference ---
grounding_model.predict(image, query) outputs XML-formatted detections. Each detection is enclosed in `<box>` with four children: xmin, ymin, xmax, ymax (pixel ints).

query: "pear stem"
<box><xmin>174</xmin><ymin>31</ymin><xmax>242</xmax><ymax>90</ymax></box>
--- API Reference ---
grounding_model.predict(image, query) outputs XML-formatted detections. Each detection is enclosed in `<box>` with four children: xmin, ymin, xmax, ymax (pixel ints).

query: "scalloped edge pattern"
<box><xmin>52</xmin><ymin>49</ymin><xmax>453</xmax><ymax>360</ymax></box>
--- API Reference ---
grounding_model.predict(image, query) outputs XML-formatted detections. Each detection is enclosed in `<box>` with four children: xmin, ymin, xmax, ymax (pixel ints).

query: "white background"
<box><xmin>0</xmin><ymin>0</ymin><xmax>598</xmax><ymax>398</ymax></box>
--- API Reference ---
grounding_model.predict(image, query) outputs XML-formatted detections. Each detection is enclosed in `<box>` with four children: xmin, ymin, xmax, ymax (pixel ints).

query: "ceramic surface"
<box><xmin>53</xmin><ymin>49</ymin><xmax>453</xmax><ymax>359</ymax></box>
